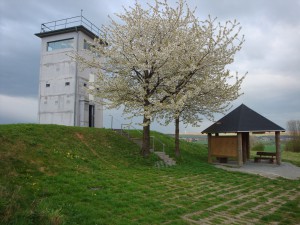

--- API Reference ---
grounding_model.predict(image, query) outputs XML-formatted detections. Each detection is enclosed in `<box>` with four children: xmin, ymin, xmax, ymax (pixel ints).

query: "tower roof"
<box><xmin>202</xmin><ymin>104</ymin><xmax>285</xmax><ymax>133</ymax></box>
<box><xmin>35</xmin><ymin>15</ymin><xmax>100</xmax><ymax>39</ymax></box>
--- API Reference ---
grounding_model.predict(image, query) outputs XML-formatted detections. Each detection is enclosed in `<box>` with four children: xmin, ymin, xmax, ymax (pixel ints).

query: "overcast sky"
<box><xmin>0</xmin><ymin>0</ymin><xmax>299</xmax><ymax>133</ymax></box>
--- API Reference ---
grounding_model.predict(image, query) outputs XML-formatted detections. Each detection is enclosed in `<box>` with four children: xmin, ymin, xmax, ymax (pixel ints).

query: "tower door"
<box><xmin>89</xmin><ymin>105</ymin><xmax>95</xmax><ymax>127</ymax></box>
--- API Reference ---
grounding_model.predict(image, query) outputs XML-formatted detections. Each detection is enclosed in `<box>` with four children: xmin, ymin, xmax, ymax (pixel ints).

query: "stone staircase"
<box><xmin>154</xmin><ymin>151</ymin><xmax>176</xmax><ymax>166</ymax></box>
<box><xmin>113</xmin><ymin>128</ymin><xmax>176</xmax><ymax>167</ymax></box>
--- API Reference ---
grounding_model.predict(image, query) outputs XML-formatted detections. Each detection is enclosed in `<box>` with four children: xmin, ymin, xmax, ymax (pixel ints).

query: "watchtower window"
<box><xmin>47</xmin><ymin>38</ymin><xmax>74</xmax><ymax>51</ymax></box>
<box><xmin>84</xmin><ymin>40</ymin><xmax>92</xmax><ymax>50</ymax></box>
<box><xmin>46</xmin><ymin>83</ymin><xmax>50</xmax><ymax>87</ymax></box>
<box><xmin>65</xmin><ymin>82</ymin><xmax>70</xmax><ymax>86</ymax></box>
<box><xmin>84</xmin><ymin>39</ymin><xmax>100</xmax><ymax>57</ymax></box>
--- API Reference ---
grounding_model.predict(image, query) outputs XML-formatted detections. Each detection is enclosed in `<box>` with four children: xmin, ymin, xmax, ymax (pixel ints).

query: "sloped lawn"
<box><xmin>0</xmin><ymin>124</ymin><xmax>299</xmax><ymax>224</ymax></box>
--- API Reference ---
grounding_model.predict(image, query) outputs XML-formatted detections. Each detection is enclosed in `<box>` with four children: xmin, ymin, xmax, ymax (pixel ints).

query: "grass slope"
<box><xmin>0</xmin><ymin>124</ymin><xmax>299</xmax><ymax>225</ymax></box>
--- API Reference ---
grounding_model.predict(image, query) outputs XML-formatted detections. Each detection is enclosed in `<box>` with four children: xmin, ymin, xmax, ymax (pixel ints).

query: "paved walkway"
<box><xmin>215</xmin><ymin>161</ymin><xmax>300</xmax><ymax>180</ymax></box>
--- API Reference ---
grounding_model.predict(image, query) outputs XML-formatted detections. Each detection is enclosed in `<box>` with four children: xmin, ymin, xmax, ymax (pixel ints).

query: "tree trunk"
<box><xmin>175</xmin><ymin>117</ymin><xmax>180</xmax><ymax>157</ymax></box>
<box><xmin>141</xmin><ymin>115</ymin><xmax>151</xmax><ymax>157</ymax></box>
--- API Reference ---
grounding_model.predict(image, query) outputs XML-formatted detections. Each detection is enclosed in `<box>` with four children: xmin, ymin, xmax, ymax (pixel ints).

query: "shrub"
<box><xmin>251</xmin><ymin>142</ymin><xmax>265</xmax><ymax>151</ymax></box>
<box><xmin>285</xmin><ymin>139</ymin><xmax>300</xmax><ymax>152</ymax></box>
<box><xmin>286</xmin><ymin>120</ymin><xmax>300</xmax><ymax>152</ymax></box>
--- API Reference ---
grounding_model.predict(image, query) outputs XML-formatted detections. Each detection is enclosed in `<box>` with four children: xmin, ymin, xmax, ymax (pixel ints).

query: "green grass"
<box><xmin>250</xmin><ymin>143</ymin><xmax>300</xmax><ymax>166</ymax></box>
<box><xmin>1</xmin><ymin>124</ymin><xmax>300</xmax><ymax>225</ymax></box>
<box><xmin>264</xmin><ymin>144</ymin><xmax>300</xmax><ymax>166</ymax></box>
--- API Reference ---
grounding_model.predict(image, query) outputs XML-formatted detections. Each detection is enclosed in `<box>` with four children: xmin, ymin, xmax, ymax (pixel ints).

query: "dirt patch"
<box><xmin>75</xmin><ymin>132</ymin><xmax>84</xmax><ymax>140</ymax></box>
<box><xmin>75</xmin><ymin>133</ymin><xmax>99</xmax><ymax>157</ymax></box>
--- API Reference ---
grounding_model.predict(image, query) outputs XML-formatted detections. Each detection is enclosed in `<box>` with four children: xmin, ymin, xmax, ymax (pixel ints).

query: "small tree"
<box><xmin>160</xmin><ymin>72</ymin><xmax>244</xmax><ymax>157</ymax></box>
<box><xmin>156</xmin><ymin>16</ymin><xmax>245</xmax><ymax>156</ymax></box>
<box><xmin>285</xmin><ymin>120</ymin><xmax>300</xmax><ymax>152</ymax></box>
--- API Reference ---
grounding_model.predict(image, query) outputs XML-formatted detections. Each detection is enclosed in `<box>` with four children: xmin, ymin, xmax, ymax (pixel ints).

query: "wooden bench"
<box><xmin>217</xmin><ymin>157</ymin><xmax>228</xmax><ymax>163</ymax></box>
<box><xmin>254</xmin><ymin>151</ymin><xmax>276</xmax><ymax>163</ymax></box>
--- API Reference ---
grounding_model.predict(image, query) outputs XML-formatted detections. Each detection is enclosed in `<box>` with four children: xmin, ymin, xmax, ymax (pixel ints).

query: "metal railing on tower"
<box><xmin>40</xmin><ymin>14</ymin><xmax>100</xmax><ymax>36</ymax></box>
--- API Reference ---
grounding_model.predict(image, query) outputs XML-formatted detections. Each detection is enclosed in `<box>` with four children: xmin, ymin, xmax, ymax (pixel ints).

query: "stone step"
<box><xmin>154</xmin><ymin>151</ymin><xmax>176</xmax><ymax>166</ymax></box>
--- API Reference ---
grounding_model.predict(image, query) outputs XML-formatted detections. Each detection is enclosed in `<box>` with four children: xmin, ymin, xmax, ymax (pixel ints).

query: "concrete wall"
<box><xmin>38</xmin><ymin>28</ymin><xmax>103</xmax><ymax>128</ymax></box>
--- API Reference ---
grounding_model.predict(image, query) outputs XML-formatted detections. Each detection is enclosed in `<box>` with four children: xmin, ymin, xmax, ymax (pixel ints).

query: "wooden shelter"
<box><xmin>202</xmin><ymin>104</ymin><xmax>285</xmax><ymax>166</ymax></box>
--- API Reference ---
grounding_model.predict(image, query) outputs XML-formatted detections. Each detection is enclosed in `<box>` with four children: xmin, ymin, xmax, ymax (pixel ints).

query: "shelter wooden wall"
<box><xmin>210</xmin><ymin>136</ymin><xmax>238</xmax><ymax>157</ymax></box>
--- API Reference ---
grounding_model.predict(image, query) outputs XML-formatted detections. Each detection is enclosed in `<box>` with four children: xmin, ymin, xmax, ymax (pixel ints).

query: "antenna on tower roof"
<box><xmin>81</xmin><ymin>9</ymin><xmax>83</xmax><ymax>17</ymax></box>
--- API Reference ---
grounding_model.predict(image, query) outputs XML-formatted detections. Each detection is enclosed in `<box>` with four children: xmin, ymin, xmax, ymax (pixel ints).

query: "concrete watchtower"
<box><xmin>35</xmin><ymin>15</ymin><xmax>103</xmax><ymax>127</ymax></box>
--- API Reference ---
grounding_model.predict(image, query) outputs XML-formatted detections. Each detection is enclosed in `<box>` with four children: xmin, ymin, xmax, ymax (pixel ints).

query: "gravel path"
<box><xmin>215</xmin><ymin>161</ymin><xmax>300</xmax><ymax>180</ymax></box>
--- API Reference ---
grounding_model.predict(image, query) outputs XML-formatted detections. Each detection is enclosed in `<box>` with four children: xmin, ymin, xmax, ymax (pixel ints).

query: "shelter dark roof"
<box><xmin>202</xmin><ymin>104</ymin><xmax>285</xmax><ymax>133</ymax></box>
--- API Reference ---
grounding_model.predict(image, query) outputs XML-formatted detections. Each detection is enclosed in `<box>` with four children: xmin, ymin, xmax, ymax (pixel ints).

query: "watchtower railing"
<box><xmin>40</xmin><ymin>15</ymin><xmax>100</xmax><ymax>36</ymax></box>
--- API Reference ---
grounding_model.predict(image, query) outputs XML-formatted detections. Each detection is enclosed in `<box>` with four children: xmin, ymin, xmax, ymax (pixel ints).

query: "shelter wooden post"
<box><xmin>207</xmin><ymin>133</ymin><xmax>212</xmax><ymax>163</ymax></box>
<box><xmin>237</xmin><ymin>133</ymin><xmax>243</xmax><ymax>166</ymax></box>
<box><xmin>275</xmin><ymin>131</ymin><xmax>281</xmax><ymax>165</ymax></box>
<box><xmin>245</xmin><ymin>132</ymin><xmax>250</xmax><ymax>160</ymax></box>
<box><xmin>242</xmin><ymin>133</ymin><xmax>249</xmax><ymax>163</ymax></box>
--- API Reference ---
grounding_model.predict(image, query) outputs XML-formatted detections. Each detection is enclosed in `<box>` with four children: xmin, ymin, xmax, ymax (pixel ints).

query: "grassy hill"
<box><xmin>1</xmin><ymin>124</ymin><xmax>299</xmax><ymax>225</ymax></box>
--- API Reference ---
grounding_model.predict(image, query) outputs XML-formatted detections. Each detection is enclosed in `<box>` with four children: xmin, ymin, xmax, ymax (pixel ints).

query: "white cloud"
<box><xmin>0</xmin><ymin>95</ymin><xmax>38</xmax><ymax>124</ymax></box>
<box><xmin>243</xmin><ymin>73</ymin><xmax>299</xmax><ymax>98</ymax></box>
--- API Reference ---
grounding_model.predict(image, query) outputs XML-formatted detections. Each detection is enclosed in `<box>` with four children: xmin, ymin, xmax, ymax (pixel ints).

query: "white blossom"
<box><xmin>75</xmin><ymin>0</ymin><xmax>245</xmax><ymax>156</ymax></box>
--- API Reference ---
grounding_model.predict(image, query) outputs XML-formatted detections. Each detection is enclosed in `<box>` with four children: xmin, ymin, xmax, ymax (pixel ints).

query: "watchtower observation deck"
<box><xmin>35</xmin><ymin>15</ymin><xmax>100</xmax><ymax>39</ymax></box>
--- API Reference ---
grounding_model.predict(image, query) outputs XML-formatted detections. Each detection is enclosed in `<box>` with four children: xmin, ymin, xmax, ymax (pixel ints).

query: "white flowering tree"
<box><xmin>76</xmin><ymin>0</ymin><xmax>245</xmax><ymax>157</ymax></box>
